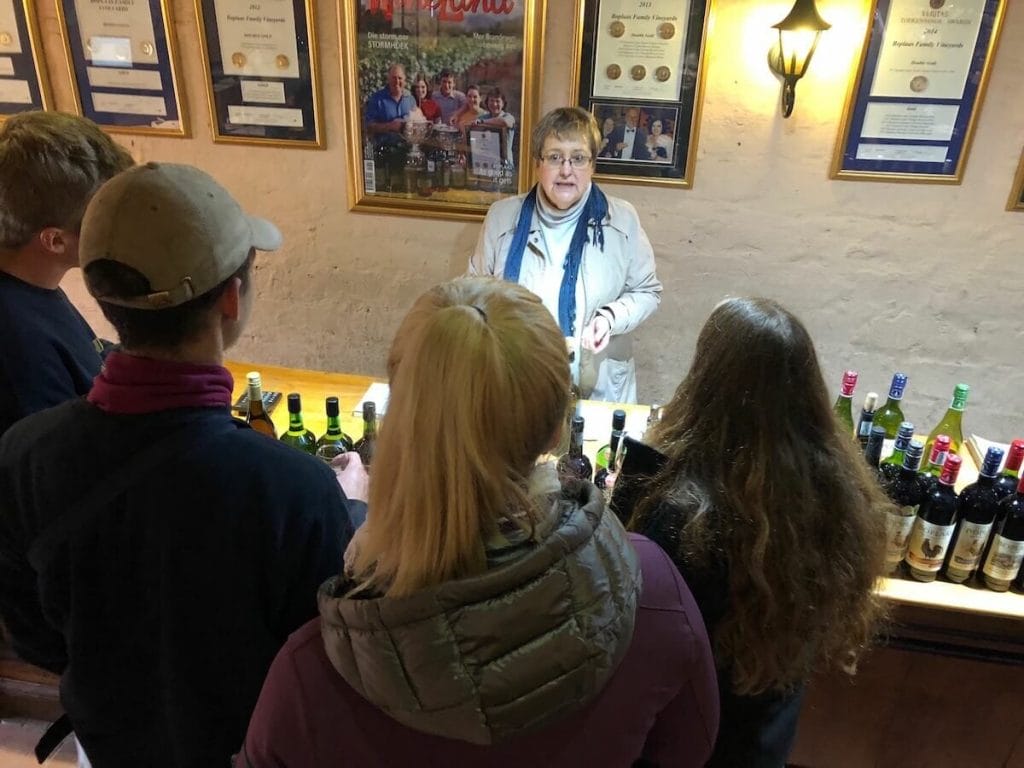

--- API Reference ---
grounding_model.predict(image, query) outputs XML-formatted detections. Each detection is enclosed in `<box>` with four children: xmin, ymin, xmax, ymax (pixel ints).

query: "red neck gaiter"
<box><xmin>88</xmin><ymin>351</ymin><xmax>234</xmax><ymax>415</ymax></box>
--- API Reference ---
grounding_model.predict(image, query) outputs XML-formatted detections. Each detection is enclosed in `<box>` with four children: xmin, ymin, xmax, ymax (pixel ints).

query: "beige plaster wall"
<box><xmin>41</xmin><ymin>1</ymin><xmax>1024</xmax><ymax>441</ymax></box>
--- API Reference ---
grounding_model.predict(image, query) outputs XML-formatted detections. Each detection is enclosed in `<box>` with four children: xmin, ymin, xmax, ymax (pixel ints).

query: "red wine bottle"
<box><xmin>980</xmin><ymin>473</ymin><xmax>1024</xmax><ymax>592</ymax></box>
<box><xmin>864</xmin><ymin>425</ymin><xmax>886</xmax><ymax>471</ymax></box>
<box><xmin>880</xmin><ymin>438</ymin><xmax>925</xmax><ymax>575</ymax></box>
<box><xmin>557</xmin><ymin>415</ymin><xmax>592</xmax><ymax>483</ymax></box>
<box><xmin>944</xmin><ymin>447</ymin><xmax>1004</xmax><ymax>583</ymax></box>
<box><xmin>354</xmin><ymin>401</ymin><xmax>377</xmax><ymax>468</ymax></box>
<box><xmin>993</xmin><ymin>439</ymin><xmax>1024</xmax><ymax>503</ymax></box>
<box><xmin>905</xmin><ymin>454</ymin><xmax>961</xmax><ymax>582</ymax></box>
<box><xmin>920</xmin><ymin>434</ymin><xmax>951</xmax><ymax>480</ymax></box>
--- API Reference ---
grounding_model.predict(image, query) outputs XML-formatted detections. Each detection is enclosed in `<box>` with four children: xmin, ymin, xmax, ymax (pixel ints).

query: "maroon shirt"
<box><xmin>242</xmin><ymin>534</ymin><xmax>719</xmax><ymax>767</ymax></box>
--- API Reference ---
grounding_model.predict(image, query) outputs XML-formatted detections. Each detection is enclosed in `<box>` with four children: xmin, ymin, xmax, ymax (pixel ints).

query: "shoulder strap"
<box><xmin>28</xmin><ymin>417</ymin><xmax>238</xmax><ymax>573</ymax></box>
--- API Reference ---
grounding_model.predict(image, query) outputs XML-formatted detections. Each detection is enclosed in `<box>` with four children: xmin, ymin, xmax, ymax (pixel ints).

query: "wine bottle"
<box><xmin>557</xmin><ymin>415</ymin><xmax>593</xmax><ymax>482</ymax></box>
<box><xmin>880</xmin><ymin>438</ymin><xmax>925</xmax><ymax>575</ymax></box>
<box><xmin>945</xmin><ymin>447</ymin><xmax>1004</xmax><ymax>583</ymax></box>
<box><xmin>879</xmin><ymin>421</ymin><xmax>915</xmax><ymax>483</ymax></box>
<box><xmin>594</xmin><ymin>409</ymin><xmax>626</xmax><ymax>491</ymax></box>
<box><xmin>980</xmin><ymin>473</ymin><xmax>1024</xmax><ymax>592</ymax></box>
<box><xmin>864</xmin><ymin>425</ymin><xmax>886</xmax><ymax>470</ymax></box>
<box><xmin>832</xmin><ymin>370</ymin><xmax>858</xmax><ymax>437</ymax></box>
<box><xmin>315</xmin><ymin>396</ymin><xmax>354</xmax><ymax>462</ymax></box>
<box><xmin>872</xmin><ymin>372</ymin><xmax>909</xmax><ymax>440</ymax></box>
<box><xmin>993</xmin><ymin>438</ymin><xmax>1024</xmax><ymax>503</ymax></box>
<box><xmin>279</xmin><ymin>393</ymin><xmax>316</xmax><ymax>455</ymax></box>
<box><xmin>923</xmin><ymin>383</ymin><xmax>969</xmax><ymax>459</ymax></box>
<box><xmin>354</xmin><ymin>401</ymin><xmax>377</xmax><ymax>468</ymax></box>
<box><xmin>905</xmin><ymin>453</ymin><xmax>961</xmax><ymax>582</ymax></box>
<box><xmin>856</xmin><ymin>392</ymin><xmax>879</xmax><ymax>448</ymax></box>
<box><xmin>920</xmin><ymin>434</ymin><xmax>951</xmax><ymax>480</ymax></box>
<box><xmin>245</xmin><ymin>371</ymin><xmax>276</xmax><ymax>439</ymax></box>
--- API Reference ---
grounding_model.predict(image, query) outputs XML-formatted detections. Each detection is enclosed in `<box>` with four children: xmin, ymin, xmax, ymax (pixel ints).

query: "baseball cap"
<box><xmin>80</xmin><ymin>162</ymin><xmax>282</xmax><ymax>309</ymax></box>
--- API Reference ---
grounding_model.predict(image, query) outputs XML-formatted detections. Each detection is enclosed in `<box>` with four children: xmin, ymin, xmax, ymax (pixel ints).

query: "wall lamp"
<box><xmin>768</xmin><ymin>0</ymin><xmax>831</xmax><ymax>118</ymax></box>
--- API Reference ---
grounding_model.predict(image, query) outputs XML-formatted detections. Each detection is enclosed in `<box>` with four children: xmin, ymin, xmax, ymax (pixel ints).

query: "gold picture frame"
<box><xmin>570</xmin><ymin>0</ymin><xmax>711</xmax><ymax>189</ymax></box>
<box><xmin>1007</xmin><ymin>148</ymin><xmax>1024</xmax><ymax>212</ymax></box>
<box><xmin>194</xmin><ymin>0</ymin><xmax>324</xmax><ymax>148</ymax></box>
<box><xmin>55</xmin><ymin>0</ymin><xmax>189</xmax><ymax>137</ymax></box>
<box><xmin>339</xmin><ymin>0</ymin><xmax>547</xmax><ymax>221</ymax></box>
<box><xmin>830</xmin><ymin>0</ymin><xmax>1006</xmax><ymax>184</ymax></box>
<box><xmin>0</xmin><ymin>0</ymin><xmax>53</xmax><ymax>117</ymax></box>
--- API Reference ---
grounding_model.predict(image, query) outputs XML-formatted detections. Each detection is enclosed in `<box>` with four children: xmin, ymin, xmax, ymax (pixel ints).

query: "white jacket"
<box><xmin>469</xmin><ymin>190</ymin><xmax>661</xmax><ymax>403</ymax></box>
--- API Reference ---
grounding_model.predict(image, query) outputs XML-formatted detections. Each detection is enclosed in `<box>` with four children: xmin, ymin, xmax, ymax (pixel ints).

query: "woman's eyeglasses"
<box><xmin>540</xmin><ymin>153</ymin><xmax>592</xmax><ymax>169</ymax></box>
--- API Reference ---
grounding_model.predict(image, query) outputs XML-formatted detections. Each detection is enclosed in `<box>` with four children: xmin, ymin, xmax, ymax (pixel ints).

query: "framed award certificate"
<box><xmin>1008</xmin><ymin>148</ymin><xmax>1024</xmax><ymax>212</ymax></box>
<box><xmin>831</xmin><ymin>0</ymin><xmax>1007</xmax><ymax>183</ymax></box>
<box><xmin>56</xmin><ymin>0</ymin><xmax>189</xmax><ymax>136</ymax></box>
<box><xmin>195</xmin><ymin>0</ymin><xmax>323</xmax><ymax>148</ymax></box>
<box><xmin>0</xmin><ymin>0</ymin><xmax>51</xmax><ymax>116</ymax></box>
<box><xmin>571</xmin><ymin>0</ymin><xmax>710</xmax><ymax>188</ymax></box>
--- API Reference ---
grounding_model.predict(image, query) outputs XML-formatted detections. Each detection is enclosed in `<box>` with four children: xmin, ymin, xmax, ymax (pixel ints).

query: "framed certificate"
<box><xmin>195</xmin><ymin>0</ymin><xmax>323</xmax><ymax>148</ymax></box>
<box><xmin>0</xmin><ymin>0</ymin><xmax>51</xmax><ymax>116</ymax></box>
<box><xmin>571</xmin><ymin>0</ymin><xmax>710</xmax><ymax>188</ymax></box>
<box><xmin>56</xmin><ymin>0</ymin><xmax>188</xmax><ymax>136</ymax></box>
<box><xmin>340</xmin><ymin>0</ymin><xmax>547</xmax><ymax>221</ymax></box>
<box><xmin>1007</xmin><ymin>148</ymin><xmax>1024</xmax><ymax>212</ymax></box>
<box><xmin>831</xmin><ymin>0</ymin><xmax>1006</xmax><ymax>183</ymax></box>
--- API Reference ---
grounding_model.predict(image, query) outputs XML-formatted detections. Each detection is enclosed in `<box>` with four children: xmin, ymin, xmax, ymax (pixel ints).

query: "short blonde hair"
<box><xmin>531</xmin><ymin>106</ymin><xmax>601</xmax><ymax>161</ymax></box>
<box><xmin>0</xmin><ymin>111</ymin><xmax>134</xmax><ymax>248</ymax></box>
<box><xmin>348</xmin><ymin>277</ymin><xmax>570</xmax><ymax>598</ymax></box>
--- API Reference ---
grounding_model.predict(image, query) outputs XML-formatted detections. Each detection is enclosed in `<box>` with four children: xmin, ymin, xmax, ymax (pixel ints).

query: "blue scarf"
<box><xmin>502</xmin><ymin>184</ymin><xmax>608</xmax><ymax>336</ymax></box>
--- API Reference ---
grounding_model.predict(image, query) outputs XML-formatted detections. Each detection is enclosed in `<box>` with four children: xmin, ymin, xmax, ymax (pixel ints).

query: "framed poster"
<box><xmin>339</xmin><ymin>0</ymin><xmax>547</xmax><ymax>221</ymax></box>
<box><xmin>194</xmin><ymin>0</ymin><xmax>323</xmax><ymax>148</ymax></box>
<box><xmin>1007</xmin><ymin>148</ymin><xmax>1024</xmax><ymax>212</ymax></box>
<box><xmin>56</xmin><ymin>0</ymin><xmax>189</xmax><ymax>136</ymax></box>
<box><xmin>0</xmin><ymin>0</ymin><xmax>52</xmax><ymax>116</ymax></box>
<box><xmin>830</xmin><ymin>0</ymin><xmax>1006</xmax><ymax>184</ymax></box>
<box><xmin>571</xmin><ymin>0</ymin><xmax>710</xmax><ymax>188</ymax></box>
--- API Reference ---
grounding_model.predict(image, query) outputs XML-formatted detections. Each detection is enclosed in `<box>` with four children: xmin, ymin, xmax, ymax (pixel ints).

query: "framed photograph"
<box><xmin>0</xmin><ymin>0</ymin><xmax>52</xmax><ymax>116</ymax></box>
<box><xmin>830</xmin><ymin>0</ymin><xmax>1006</xmax><ymax>184</ymax></box>
<box><xmin>339</xmin><ymin>0</ymin><xmax>547</xmax><ymax>221</ymax></box>
<box><xmin>194</xmin><ymin>0</ymin><xmax>323</xmax><ymax>148</ymax></box>
<box><xmin>1007</xmin><ymin>148</ymin><xmax>1024</xmax><ymax>212</ymax></box>
<box><xmin>571</xmin><ymin>0</ymin><xmax>710</xmax><ymax>188</ymax></box>
<box><xmin>55</xmin><ymin>0</ymin><xmax>189</xmax><ymax>137</ymax></box>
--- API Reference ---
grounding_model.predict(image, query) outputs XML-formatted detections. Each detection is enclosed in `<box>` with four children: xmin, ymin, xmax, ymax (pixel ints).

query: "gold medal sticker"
<box><xmin>0</xmin><ymin>32</ymin><xmax>12</xmax><ymax>47</ymax></box>
<box><xmin>658</xmin><ymin>22</ymin><xmax>675</xmax><ymax>40</ymax></box>
<box><xmin>231</xmin><ymin>51</ymin><xmax>246</xmax><ymax>68</ymax></box>
<box><xmin>140</xmin><ymin>41</ymin><xmax>154</xmax><ymax>57</ymax></box>
<box><xmin>606</xmin><ymin>64</ymin><xmax>622</xmax><ymax>80</ymax></box>
<box><xmin>630</xmin><ymin>65</ymin><xmax>646</xmax><ymax>81</ymax></box>
<box><xmin>910</xmin><ymin>75</ymin><xmax>929</xmax><ymax>93</ymax></box>
<box><xmin>275</xmin><ymin>54</ymin><xmax>290</xmax><ymax>70</ymax></box>
<box><xmin>609</xmin><ymin>20</ymin><xmax>625</xmax><ymax>38</ymax></box>
<box><xmin>655</xmin><ymin>66</ymin><xmax>671</xmax><ymax>82</ymax></box>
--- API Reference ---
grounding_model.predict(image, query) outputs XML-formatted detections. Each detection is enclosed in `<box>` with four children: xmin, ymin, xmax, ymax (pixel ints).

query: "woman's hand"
<box><xmin>331</xmin><ymin>452</ymin><xmax>369</xmax><ymax>502</ymax></box>
<box><xmin>581</xmin><ymin>314</ymin><xmax>612</xmax><ymax>353</ymax></box>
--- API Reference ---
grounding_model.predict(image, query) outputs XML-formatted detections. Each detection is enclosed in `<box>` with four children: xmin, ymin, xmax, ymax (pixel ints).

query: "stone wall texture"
<box><xmin>43</xmin><ymin>0</ymin><xmax>1024</xmax><ymax>441</ymax></box>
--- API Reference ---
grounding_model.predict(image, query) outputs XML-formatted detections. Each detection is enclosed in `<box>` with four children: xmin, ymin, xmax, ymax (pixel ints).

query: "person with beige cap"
<box><xmin>0</xmin><ymin>163</ymin><xmax>364</xmax><ymax>767</ymax></box>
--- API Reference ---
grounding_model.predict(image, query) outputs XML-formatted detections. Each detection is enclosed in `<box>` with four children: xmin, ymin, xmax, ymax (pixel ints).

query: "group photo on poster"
<box><xmin>348</xmin><ymin>0</ymin><xmax>532</xmax><ymax>208</ymax></box>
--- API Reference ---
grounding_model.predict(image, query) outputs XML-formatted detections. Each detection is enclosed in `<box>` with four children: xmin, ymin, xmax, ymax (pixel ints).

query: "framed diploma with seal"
<box><xmin>1007</xmin><ymin>148</ymin><xmax>1024</xmax><ymax>212</ymax></box>
<box><xmin>571</xmin><ymin>0</ymin><xmax>710</xmax><ymax>188</ymax></box>
<box><xmin>56</xmin><ymin>0</ymin><xmax>188</xmax><ymax>136</ymax></box>
<box><xmin>339</xmin><ymin>0</ymin><xmax>546</xmax><ymax>221</ymax></box>
<box><xmin>831</xmin><ymin>0</ymin><xmax>1006</xmax><ymax>183</ymax></box>
<box><xmin>0</xmin><ymin>0</ymin><xmax>51</xmax><ymax>116</ymax></box>
<box><xmin>195</xmin><ymin>0</ymin><xmax>323</xmax><ymax>148</ymax></box>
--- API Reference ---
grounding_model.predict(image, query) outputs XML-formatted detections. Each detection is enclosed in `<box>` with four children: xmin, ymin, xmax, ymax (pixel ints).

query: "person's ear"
<box><xmin>37</xmin><ymin>227</ymin><xmax>72</xmax><ymax>255</ymax></box>
<box><xmin>218</xmin><ymin>277</ymin><xmax>242</xmax><ymax>321</ymax></box>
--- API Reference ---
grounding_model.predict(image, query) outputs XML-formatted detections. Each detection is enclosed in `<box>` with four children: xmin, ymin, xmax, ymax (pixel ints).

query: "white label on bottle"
<box><xmin>363</xmin><ymin>159</ymin><xmax>376</xmax><ymax>194</ymax></box>
<box><xmin>858</xmin><ymin>420</ymin><xmax>872</xmax><ymax>439</ymax></box>
<box><xmin>884</xmin><ymin>506</ymin><xmax>917</xmax><ymax>566</ymax></box>
<box><xmin>982</xmin><ymin>535</ymin><xmax>1024</xmax><ymax>582</ymax></box>
<box><xmin>948</xmin><ymin>521</ymin><xmax>993</xmax><ymax>571</ymax></box>
<box><xmin>905</xmin><ymin>518</ymin><xmax>956</xmax><ymax>572</ymax></box>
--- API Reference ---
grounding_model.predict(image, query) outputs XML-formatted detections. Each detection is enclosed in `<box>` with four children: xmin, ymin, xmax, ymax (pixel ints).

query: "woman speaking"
<box><xmin>469</xmin><ymin>107</ymin><xmax>661</xmax><ymax>403</ymax></box>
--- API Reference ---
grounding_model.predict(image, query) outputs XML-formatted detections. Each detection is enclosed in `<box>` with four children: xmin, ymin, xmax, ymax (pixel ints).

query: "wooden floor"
<box><xmin>0</xmin><ymin>718</ymin><xmax>76</xmax><ymax>766</ymax></box>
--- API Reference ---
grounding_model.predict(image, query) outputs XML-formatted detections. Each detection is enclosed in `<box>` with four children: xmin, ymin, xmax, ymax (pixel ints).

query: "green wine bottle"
<box><xmin>280</xmin><ymin>393</ymin><xmax>316</xmax><ymax>455</ymax></box>
<box><xmin>245</xmin><ymin>371</ymin><xmax>276</xmax><ymax>439</ymax></box>
<box><xmin>315</xmin><ymin>396</ymin><xmax>354</xmax><ymax>462</ymax></box>
<box><xmin>832</xmin><ymin>370</ymin><xmax>858</xmax><ymax>437</ymax></box>
<box><xmin>873</xmin><ymin>372</ymin><xmax>908</xmax><ymax>440</ymax></box>
<box><xmin>923</xmin><ymin>383</ymin><xmax>969</xmax><ymax>459</ymax></box>
<box><xmin>595</xmin><ymin>409</ymin><xmax>627</xmax><ymax>471</ymax></box>
<box><xmin>354</xmin><ymin>401</ymin><xmax>378</xmax><ymax>468</ymax></box>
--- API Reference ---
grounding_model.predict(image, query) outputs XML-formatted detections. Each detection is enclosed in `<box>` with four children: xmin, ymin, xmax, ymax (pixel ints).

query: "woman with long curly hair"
<box><xmin>621</xmin><ymin>297</ymin><xmax>888</xmax><ymax>767</ymax></box>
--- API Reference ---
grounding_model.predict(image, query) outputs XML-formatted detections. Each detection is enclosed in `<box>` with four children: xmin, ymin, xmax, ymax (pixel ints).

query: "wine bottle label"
<box><xmin>906</xmin><ymin>518</ymin><xmax>956</xmax><ymax>572</ymax></box>
<box><xmin>982</xmin><ymin>535</ymin><xmax>1024</xmax><ymax>581</ymax></box>
<box><xmin>947</xmin><ymin>521</ymin><xmax>993</xmax><ymax>571</ymax></box>
<box><xmin>884</xmin><ymin>507</ymin><xmax>917</xmax><ymax>565</ymax></box>
<box><xmin>858</xmin><ymin>420</ymin><xmax>872</xmax><ymax>438</ymax></box>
